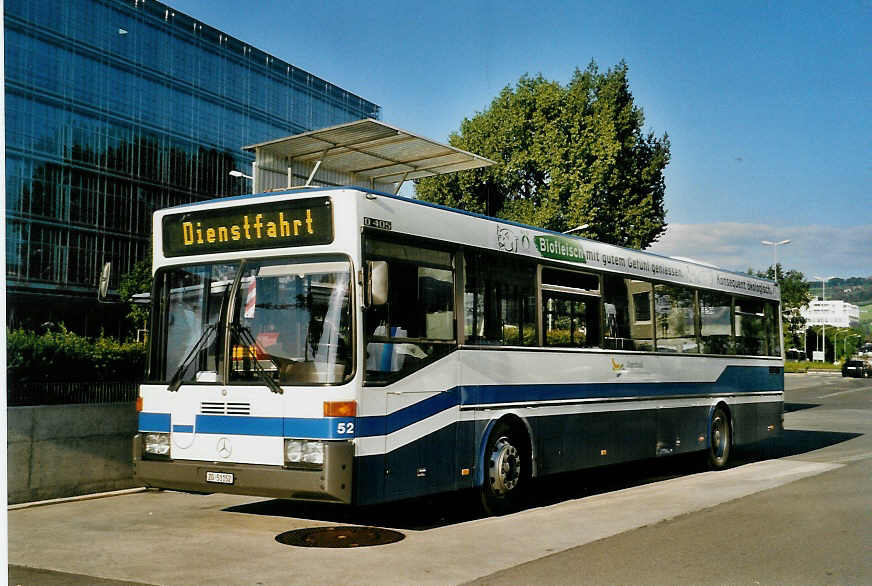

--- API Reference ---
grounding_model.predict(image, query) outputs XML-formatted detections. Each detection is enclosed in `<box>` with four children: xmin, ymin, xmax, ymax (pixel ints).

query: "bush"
<box><xmin>7</xmin><ymin>327</ymin><xmax>146</xmax><ymax>383</ymax></box>
<box><xmin>784</xmin><ymin>361</ymin><xmax>808</xmax><ymax>373</ymax></box>
<box><xmin>785</xmin><ymin>360</ymin><xmax>841</xmax><ymax>373</ymax></box>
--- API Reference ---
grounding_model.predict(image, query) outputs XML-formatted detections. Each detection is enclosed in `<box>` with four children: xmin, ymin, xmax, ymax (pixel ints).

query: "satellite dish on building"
<box><xmin>98</xmin><ymin>261</ymin><xmax>112</xmax><ymax>302</ymax></box>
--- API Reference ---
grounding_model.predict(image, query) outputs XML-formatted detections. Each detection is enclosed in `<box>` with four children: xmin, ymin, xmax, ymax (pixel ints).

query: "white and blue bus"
<box><xmin>135</xmin><ymin>186</ymin><xmax>783</xmax><ymax>513</ymax></box>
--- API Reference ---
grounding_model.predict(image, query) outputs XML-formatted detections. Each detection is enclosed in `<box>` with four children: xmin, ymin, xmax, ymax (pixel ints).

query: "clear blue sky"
<box><xmin>168</xmin><ymin>0</ymin><xmax>870</xmax><ymax>278</ymax></box>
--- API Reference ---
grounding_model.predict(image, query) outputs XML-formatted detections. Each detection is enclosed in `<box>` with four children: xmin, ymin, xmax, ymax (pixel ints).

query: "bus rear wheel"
<box><xmin>480</xmin><ymin>421</ymin><xmax>529</xmax><ymax>515</ymax></box>
<box><xmin>707</xmin><ymin>406</ymin><xmax>732</xmax><ymax>469</ymax></box>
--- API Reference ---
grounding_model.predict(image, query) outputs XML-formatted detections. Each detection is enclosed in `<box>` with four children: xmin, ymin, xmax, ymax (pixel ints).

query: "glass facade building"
<box><xmin>5</xmin><ymin>0</ymin><xmax>380</xmax><ymax>334</ymax></box>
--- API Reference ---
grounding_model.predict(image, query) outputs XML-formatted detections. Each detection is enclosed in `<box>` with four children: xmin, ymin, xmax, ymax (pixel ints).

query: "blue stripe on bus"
<box><xmin>139</xmin><ymin>412</ymin><xmax>171</xmax><ymax>432</ymax></box>
<box><xmin>194</xmin><ymin>415</ymin><xmax>284</xmax><ymax>436</ymax></box>
<box><xmin>356</xmin><ymin>390</ymin><xmax>459</xmax><ymax>437</ymax></box>
<box><xmin>354</xmin><ymin>365</ymin><xmax>781</xmax><ymax>438</ymax></box>
<box><xmin>139</xmin><ymin>414</ymin><xmax>355</xmax><ymax>439</ymax></box>
<box><xmin>139</xmin><ymin>366</ymin><xmax>781</xmax><ymax>439</ymax></box>
<box><xmin>283</xmin><ymin>417</ymin><xmax>355</xmax><ymax>439</ymax></box>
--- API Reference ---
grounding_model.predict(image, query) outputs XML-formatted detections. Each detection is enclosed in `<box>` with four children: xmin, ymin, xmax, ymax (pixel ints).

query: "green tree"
<box><xmin>118</xmin><ymin>254</ymin><xmax>153</xmax><ymax>337</ymax></box>
<box><xmin>757</xmin><ymin>264</ymin><xmax>812</xmax><ymax>350</ymax></box>
<box><xmin>416</xmin><ymin>61</ymin><xmax>671</xmax><ymax>248</ymax></box>
<box><xmin>805</xmin><ymin>325</ymin><xmax>864</xmax><ymax>363</ymax></box>
<box><xmin>7</xmin><ymin>326</ymin><xmax>145</xmax><ymax>383</ymax></box>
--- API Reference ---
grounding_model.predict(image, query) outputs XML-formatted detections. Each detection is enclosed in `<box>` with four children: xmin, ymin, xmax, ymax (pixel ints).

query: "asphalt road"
<box><xmin>472</xmin><ymin>374</ymin><xmax>872</xmax><ymax>585</ymax></box>
<box><xmin>9</xmin><ymin>374</ymin><xmax>872</xmax><ymax>585</ymax></box>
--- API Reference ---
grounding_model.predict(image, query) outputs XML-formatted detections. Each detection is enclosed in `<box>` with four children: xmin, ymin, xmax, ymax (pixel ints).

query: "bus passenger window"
<box><xmin>765</xmin><ymin>302</ymin><xmax>781</xmax><ymax>357</ymax></box>
<box><xmin>542</xmin><ymin>296</ymin><xmax>600</xmax><ymax>347</ymax></box>
<box><xmin>603</xmin><ymin>275</ymin><xmax>654</xmax><ymax>351</ymax></box>
<box><xmin>465</xmin><ymin>252</ymin><xmax>536</xmax><ymax>346</ymax></box>
<box><xmin>735</xmin><ymin>297</ymin><xmax>768</xmax><ymax>356</ymax></box>
<box><xmin>699</xmin><ymin>291</ymin><xmax>733</xmax><ymax>355</ymax></box>
<box><xmin>541</xmin><ymin>268</ymin><xmax>600</xmax><ymax>348</ymax></box>
<box><xmin>363</xmin><ymin>238</ymin><xmax>456</xmax><ymax>384</ymax></box>
<box><xmin>654</xmin><ymin>284</ymin><xmax>699</xmax><ymax>353</ymax></box>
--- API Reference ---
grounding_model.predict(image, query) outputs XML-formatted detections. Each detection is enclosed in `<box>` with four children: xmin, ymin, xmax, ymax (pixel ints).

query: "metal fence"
<box><xmin>7</xmin><ymin>382</ymin><xmax>139</xmax><ymax>406</ymax></box>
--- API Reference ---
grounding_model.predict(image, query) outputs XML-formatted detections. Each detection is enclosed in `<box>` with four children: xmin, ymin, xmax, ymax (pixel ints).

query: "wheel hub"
<box><xmin>488</xmin><ymin>437</ymin><xmax>520</xmax><ymax>495</ymax></box>
<box><xmin>712</xmin><ymin>417</ymin><xmax>725</xmax><ymax>456</ymax></box>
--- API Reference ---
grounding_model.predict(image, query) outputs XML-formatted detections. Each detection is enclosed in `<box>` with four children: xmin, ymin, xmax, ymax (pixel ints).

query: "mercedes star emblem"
<box><xmin>216</xmin><ymin>437</ymin><xmax>232</xmax><ymax>459</ymax></box>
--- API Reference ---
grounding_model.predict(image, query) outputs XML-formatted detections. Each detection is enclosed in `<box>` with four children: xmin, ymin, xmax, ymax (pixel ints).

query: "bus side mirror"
<box><xmin>98</xmin><ymin>261</ymin><xmax>112</xmax><ymax>303</ymax></box>
<box><xmin>367</xmin><ymin>261</ymin><xmax>388</xmax><ymax>306</ymax></box>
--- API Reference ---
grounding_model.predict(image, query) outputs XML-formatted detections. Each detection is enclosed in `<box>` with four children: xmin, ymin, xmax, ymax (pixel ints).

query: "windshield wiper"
<box><xmin>168</xmin><ymin>322</ymin><xmax>219</xmax><ymax>392</ymax></box>
<box><xmin>230</xmin><ymin>323</ymin><xmax>284</xmax><ymax>395</ymax></box>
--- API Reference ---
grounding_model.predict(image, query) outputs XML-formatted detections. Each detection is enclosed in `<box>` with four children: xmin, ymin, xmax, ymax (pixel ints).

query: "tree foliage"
<box><xmin>118</xmin><ymin>253</ymin><xmax>153</xmax><ymax>335</ymax></box>
<box><xmin>416</xmin><ymin>61</ymin><xmax>671</xmax><ymax>248</ymax></box>
<box><xmin>804</xmin><ymin>325</ymin><xmax>864</xmax><ymax>362</ymax></box>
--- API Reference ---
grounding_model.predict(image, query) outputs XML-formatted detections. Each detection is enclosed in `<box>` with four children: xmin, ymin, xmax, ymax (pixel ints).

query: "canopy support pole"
<box><xmin>393</xmin><ymin>171</ymin><xmax>409</xmax><ymax>195</ymax></box>
<box><xmin>305</xmin><ymin>159</ymin><xmax>323</xmax><ymax>187</ymax></box>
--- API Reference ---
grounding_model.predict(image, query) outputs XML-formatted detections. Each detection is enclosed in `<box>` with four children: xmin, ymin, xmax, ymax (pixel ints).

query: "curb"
<box><xmin>8</xmin><ymin>487</ymin><xmax>148</xmax><ymax>510</ymax></box>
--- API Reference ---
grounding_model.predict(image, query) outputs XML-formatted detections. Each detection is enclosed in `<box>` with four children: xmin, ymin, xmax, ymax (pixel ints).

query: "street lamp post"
<box><xmin>563</xmin><ymin>223</ymin><xmax>590</xmax><ymax>236</ymax></box>
<box><xmin>229</xmin><ymin>169</ymin><xmax>254</xmax><ymax>195</ymax></box>
<box><xmin>761</xmin><ymin>239</ymin><xmax>790</xmax><ymax>277</ymax></box>
<box><xmin>813</xmin><ymin>275</ymin><xmax>836</xmax><ymax>362</ymax></box>
<box><xmin>845</xmin><ymin>334</ymin><xmax>860</xmax><ymax>360</ymax></box>
<box><xmin>833</xmin><ymin>330</ymin><xmax>846</xmax><ymax>363</ymax></box>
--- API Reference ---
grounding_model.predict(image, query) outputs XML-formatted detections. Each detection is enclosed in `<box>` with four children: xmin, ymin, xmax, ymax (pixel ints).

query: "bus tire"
<box><xmin>480</xmin><ymin>420</ymin><xmax>530</xmax><ymax>515</ymax></box>
<box><xmin>707</xmin><ymin>406</ymin><xmax>732</xmax><ymax>469</ymax></box>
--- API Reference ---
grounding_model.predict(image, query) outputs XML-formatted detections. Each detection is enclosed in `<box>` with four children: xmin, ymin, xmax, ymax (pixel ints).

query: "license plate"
<box><xmin>206</xmin><ymin>471</ymin><xmax>234</xmax><ymax>484</ymax></box>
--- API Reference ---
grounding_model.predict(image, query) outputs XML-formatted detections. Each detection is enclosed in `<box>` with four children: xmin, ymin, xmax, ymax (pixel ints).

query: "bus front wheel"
<box><xmin>707</xmin><ymin>406</ymin><xmax>732</xmax><ymax>469</ymax></box>
<box><xmin>480</xmin><ymin>421</ymin><xmax>530</xmax><ymax>515</ymax></box>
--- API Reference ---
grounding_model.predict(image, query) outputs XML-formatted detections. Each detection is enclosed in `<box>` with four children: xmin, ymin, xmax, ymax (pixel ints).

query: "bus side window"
<box><xmin>603</xmin><ymin>275</ymin><xmax>654</xmax><ymax>351</ymax></box>
<box><xmin>735</xmin><ymin>297</ymin><xmax>768</xmax><ymax>356</ymax></box>
<box><xmin>541</xmin><ymin>268</ymin><xmax>600</xmax><ymax>348</ymax></box>
<box><xmin>654</xmin><ymin>283</ymin><xmax>699</xmax><ymax>353</ymax></box>
<box><xmin>363</xmin><ymin>238</ymin><xmax>456</xmax><ymax>384</ymax></box>
<box><xmin>464</xmin><ymin>252</ymin><xmax>536</xmax><ymax>346</ymax></box>
<box><xmin>765</xmin><ymin>301</ymin><xmax>781</xmax><ymax>357</ymax></box>
<box><xmin>699</xmin><ymin>291</ymin><xmax>733</xmax><ymax>355</ymax></box>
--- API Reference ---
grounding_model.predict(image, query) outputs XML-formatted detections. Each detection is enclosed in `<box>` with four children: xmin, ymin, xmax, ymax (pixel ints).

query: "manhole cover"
<box><xmin>275</xmin><ymin>526</ymin><xmax>405</xmax><ymax>548</ymax></box>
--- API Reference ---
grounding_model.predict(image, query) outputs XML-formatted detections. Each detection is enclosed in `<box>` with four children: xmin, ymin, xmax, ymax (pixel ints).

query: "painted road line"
<box><xmin>818</xmin><ymin>386</ymin><xmax>872</xmax><ymax>399</ymax></box>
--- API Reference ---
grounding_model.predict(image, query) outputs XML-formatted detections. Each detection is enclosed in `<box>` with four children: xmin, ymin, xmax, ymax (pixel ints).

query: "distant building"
<box><xmin>800</xmin><ymin>299</ymin><xmax>861</xmax><ymax>329</ymax></box>
<box><xmin>5</xmin><ymin>0</ymin><xmax>380</xmax><ymax>334</ymax></box>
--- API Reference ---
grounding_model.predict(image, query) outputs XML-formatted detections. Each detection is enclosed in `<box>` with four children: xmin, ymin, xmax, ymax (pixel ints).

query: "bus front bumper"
<box><xmin>132</xmin><ymin>435</ymin><xmax>353</xmax><ymax>504</ymax></box>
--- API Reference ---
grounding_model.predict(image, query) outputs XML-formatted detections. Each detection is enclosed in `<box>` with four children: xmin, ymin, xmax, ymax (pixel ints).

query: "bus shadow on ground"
<box><xmin>224</xmin><ymin>428</ymin><xmax>861</xmax><ymax>531</ymax></box>
<box><xmin>736</xmin><ymin>429</ymin><xmax>861</xmax><ymax>464</ymax></box>
<box><xmin>784</xmin><ymin>402</ymin><xmax>821</xmax><ymax>413</ymax></box>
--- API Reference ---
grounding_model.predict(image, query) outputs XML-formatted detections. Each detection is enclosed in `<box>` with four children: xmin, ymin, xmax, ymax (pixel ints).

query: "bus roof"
<box><xmin>157</xmin><ymin>185</ymin><xmax>779</xmax><ymax>298</ymax></box>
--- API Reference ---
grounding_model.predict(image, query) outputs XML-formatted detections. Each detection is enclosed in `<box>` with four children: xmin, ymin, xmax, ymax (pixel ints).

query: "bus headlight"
<box><xmin>284</xmin><ymin>439</ymin><xmax>324</xmax><ymax>468</ymax></box>
<box><xmin>302</xmin><ymin>441</ymin><xmax>324</xmax><ymax>465</ymax></box>
<box><xmin>144</xmin><ymin>432</ymin><xmax>170</xmax><ymax>457</ymax></box>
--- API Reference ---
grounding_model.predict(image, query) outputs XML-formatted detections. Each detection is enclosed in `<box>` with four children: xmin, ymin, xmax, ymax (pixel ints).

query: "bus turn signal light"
<box><xmin>324</xmin><ymin>401</ymin><xmax>356</xmax><ymax>417</ymax></box>
<box><xmin>136</xmin><ymin>397</ymin><xmax>143</xmax><ymax>412</ymax></box>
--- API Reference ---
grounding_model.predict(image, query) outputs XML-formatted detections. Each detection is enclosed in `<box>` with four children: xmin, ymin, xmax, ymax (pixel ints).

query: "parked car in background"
<box><xmin>842</xmin><ymin>359</ymin><xmax>872</xmax><ymax>378</ymax></box>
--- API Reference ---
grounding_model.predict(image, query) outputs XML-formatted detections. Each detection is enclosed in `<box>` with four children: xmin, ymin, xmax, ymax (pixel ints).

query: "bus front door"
<box><xmin>384</xmin><ymin>387</ymin><xmax>461</xmax><ymax>500</ymax></box>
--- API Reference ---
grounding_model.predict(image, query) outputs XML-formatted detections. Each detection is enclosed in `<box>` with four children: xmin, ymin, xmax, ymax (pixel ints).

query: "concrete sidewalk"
<box><xmin>8</xmin><ymin>457</ymin><xmax>841</xmax><ymax>586</ymax></box>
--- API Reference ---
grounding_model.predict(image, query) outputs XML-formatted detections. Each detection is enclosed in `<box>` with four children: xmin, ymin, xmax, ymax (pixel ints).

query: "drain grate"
<box><xmin>276</xmin><ymin>526</ymin><xmax>405</xmax><ymax>548</ymax></box>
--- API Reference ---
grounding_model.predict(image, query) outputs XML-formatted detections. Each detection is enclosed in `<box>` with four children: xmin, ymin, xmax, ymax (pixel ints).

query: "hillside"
<box><xmin>808</xmin><ymin>276</ymin><xmax>872</xmax><ymax>306</ymax></box>
<box><xmin>809</xmin><ymin>276</ymin><xmax>872</xmax><ymax>337</ymax></box>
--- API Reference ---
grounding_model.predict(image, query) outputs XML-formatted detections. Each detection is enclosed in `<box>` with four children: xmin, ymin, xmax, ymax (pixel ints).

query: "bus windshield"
<box><xmin>152</xmin><ymin>257</ymin><xmax>353</xmax><ymax>386</ymax></box>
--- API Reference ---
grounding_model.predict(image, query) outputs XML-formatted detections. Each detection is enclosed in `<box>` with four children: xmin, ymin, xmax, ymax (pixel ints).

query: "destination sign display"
<box><xmin>162</xmin><ymin>196</ymin><xmax>333</xmax><ymax>257</ymax></box>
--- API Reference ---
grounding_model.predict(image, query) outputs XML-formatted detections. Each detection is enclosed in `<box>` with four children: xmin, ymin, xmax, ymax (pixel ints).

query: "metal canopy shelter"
<box><xmin>243</xmin><ymin>119</ymin><xmax>495</xmax><ymax>194</ymax></box>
